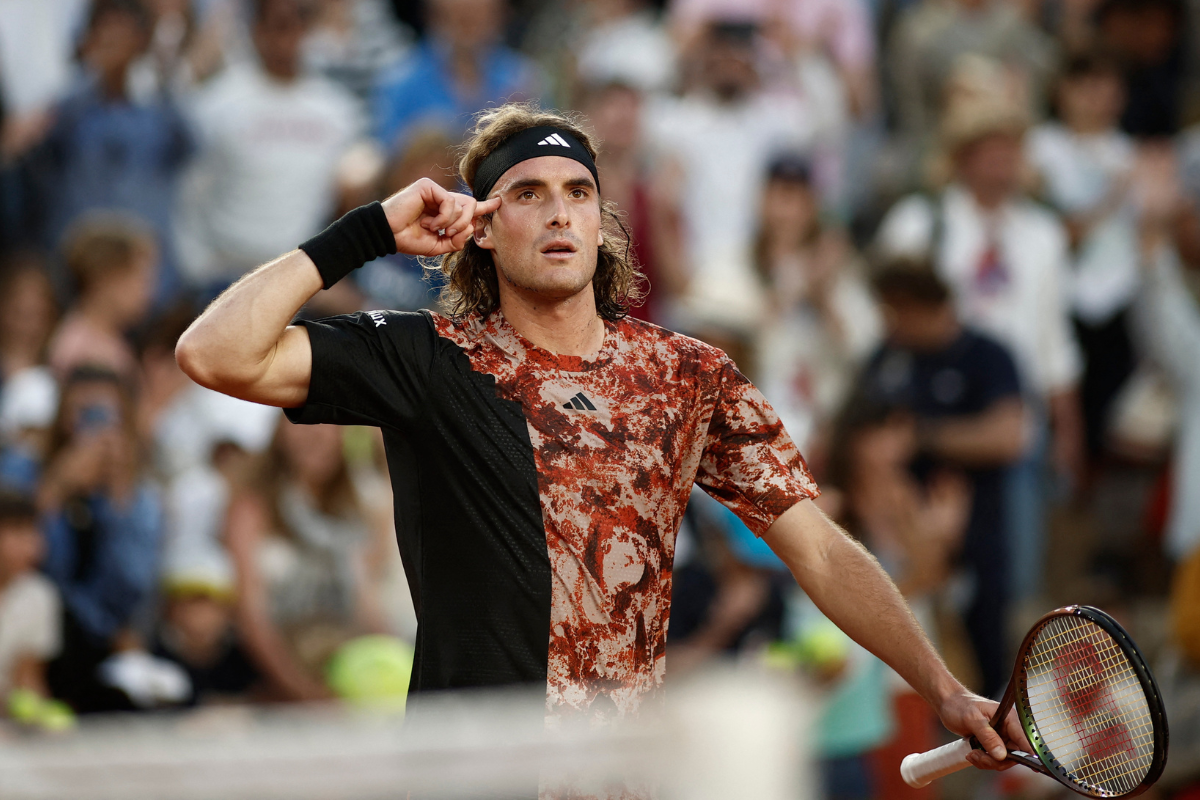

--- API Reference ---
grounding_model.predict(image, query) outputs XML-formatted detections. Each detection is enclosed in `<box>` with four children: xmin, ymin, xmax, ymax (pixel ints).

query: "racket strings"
<box><xmin>1022</xmin><ymin>615</ymin><xmax>1154</xmax><ymax>796</ymax></box>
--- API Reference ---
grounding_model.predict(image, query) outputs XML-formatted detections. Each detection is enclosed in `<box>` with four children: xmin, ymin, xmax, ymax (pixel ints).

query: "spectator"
<box><xmin>0</xmin><ymin>0</ymin><xmax>87</xmax><ymax>161</ymax></box>
<box><xmin>302</xmin><ymin>0</ymin><xmax>411</xmax><ymax>101</ymax></box>
<box><xmin>850</xmin><ymin>259</ymin><xmax>1024</xmax><ymax>698</ymax></box>
<box><xmin>753</xmin><ymin>153</ymin><xmax>881</xmax><ymax>457</ymax></box>
<box><xmin>136</xmin><ymin>305</ymin><xmax>278</xmax><ymax>482</ymax></box>
<box><xmin>0</xmin><ymin>492</ymin><xmax>62</xmax><ymax>716</ymax></box>
<box><xmin>1141</xmin><ymin>143</ymin><xmax>1200</xmax><ymax>561</ymax></box>
<box><xmin>1095</xmin><ymin>0</ymin><xmax>1186</xmax><ymax>138</ymax></box>
<box><xmin>0</xmin><ymin>255</ymin><xmax>60</xmax><ymax>446</ymax></box>
<box><xmin>523</xmin><ymin>0</ymin><xmax>674</xmax><ymax>104</ymax></box>
<box><xmin>40</xmin><ymin>365</ymin><xmax>164</xmax><ymax>713</ymax></box>
<box><xmin>874</xmin><ymin>94</ymin><xmax>1084</xmax><ymax>603</ymax></box>
<box><xmin>150</xmin><ymin>552</ymin><xmax>261</xmax><ymax>706</ymax></box>
<box><xmin>47</xmin><ymin>213</ymin><xmax>157</xmax><ymax>382</ymax></box>
<box><xmin>175</xmin><ymin>0</ymin><xmax>363</xmax><ymax>291</ymax></box>
<box><xmin>371</xmin><ymin>0</ymin><xmax>542</xmax><ymax>153</ymax></box>
<box><xmin>823</xmin><ymin>394</ymin><xmax>971</xmax><ymax>800</ymax></box>
<box><xmin>577</xmin><ymin>81</ymin><xmax>664</xmax><ymax>323</ymax></box>
<box><xmin>353</xmin><ymin>127</ymin><xmax>458</xmax><ymax>312</ymax></box>
<box><xmin>224</xmin><ymin>418</ymin><xmax>389</xmax><ymax>702</ymax></box>
<box><xmin>886</xmin><ymin>0</ymin><xmax>1057</xmax><ymax>178</ymax></box>
<box><xmin>35</xmin><ymin>0</ymin><xmax>193</xmax><ymax>303</ymax></box>
<box><xmin>1027</xmin><ymin>52</ymin><xmax>1140</xmax><ymax>466</ymax></box>
<box><xmin>643</xmin><ymin>19</ymin><xmax>818</xmax><ymax>333</ymax></box>
<box><xmin>669</xmin><ymin>0</ymin><xmax>877</xmax><ymax>120</ymax></box>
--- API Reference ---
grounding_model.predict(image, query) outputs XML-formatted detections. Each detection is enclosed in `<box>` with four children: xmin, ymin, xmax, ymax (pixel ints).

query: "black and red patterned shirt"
<box><xmin>286</xmin><ymin>309</ymin><xmax>818</xmax><ymax>721</ymax></box>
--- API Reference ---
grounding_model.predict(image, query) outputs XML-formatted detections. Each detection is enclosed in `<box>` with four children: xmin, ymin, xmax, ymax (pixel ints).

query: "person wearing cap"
<box><xmin>177</xmin><ymin>101</ymin><xmax>1027</xmax><ymax>791</ymax></box>
<box><xmin>874</xmin><ymin>91</ymin><xmax>1085</xmax><ymax>610</ymax></box>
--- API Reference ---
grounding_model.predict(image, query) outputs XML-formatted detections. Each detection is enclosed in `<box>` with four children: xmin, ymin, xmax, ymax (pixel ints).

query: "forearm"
<box><xmin>764</xmin><ymin>501</ymin><xmax>959</xmax><ymax>708</ymax></box>
<box><xmin>176</xmin><ymin>250</ymin><xmax>321</xmax><ymax>401</ymax></box>
<box><xmin>920</xmin><ymin>399</ymin><xmax>1026</xmax><ymax>466</ymax></box>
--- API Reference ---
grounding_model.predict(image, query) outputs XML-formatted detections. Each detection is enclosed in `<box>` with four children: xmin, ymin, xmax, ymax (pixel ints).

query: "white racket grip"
<box><xmin>901</xmin><ymin>737</ymin><xmax>975</xmax><ymax>788</ymax></box>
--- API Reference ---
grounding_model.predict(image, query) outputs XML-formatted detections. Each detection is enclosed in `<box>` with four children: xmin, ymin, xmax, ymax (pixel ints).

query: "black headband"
<box><xmin>471</xmin><ymin>125</ymin><xmax>600</xmax><ymax>200</ymax></box>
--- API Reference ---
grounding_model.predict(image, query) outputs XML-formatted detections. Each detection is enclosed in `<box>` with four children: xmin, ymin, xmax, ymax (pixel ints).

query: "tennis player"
<box><xmin>177</xmin><ymin>103</ymin><xmax>1023</xmax><ymax>771</ymax></box>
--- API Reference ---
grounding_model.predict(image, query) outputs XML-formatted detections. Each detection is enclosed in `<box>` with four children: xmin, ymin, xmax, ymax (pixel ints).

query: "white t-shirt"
<box><xmin>0</xmin><ymin>572</ymin><xmax>61</xmax><ymax>698</ymax></box>
<box><xmin>1026</xmin><ymin>123</ymin><xmax>1140</xmax><ymax>324</ymax></box>
<box><xmin>757</xmin><ymin>268</ymin><xmax>881</xmax><ymax>451</ymax></box>
<box><xmin>175</xmin><ymin>63</ymin><xmax>363</xmax><ymax>283</ymax></box>
<box><xmin>643</xmin><ymin>90</ymin><xmax>816</xmax><ymax>329</ymax></box>
<box><xmin>874</xmin><ymin>185</ymin><xmax>1082</xmax><ymax>398</ymax></box>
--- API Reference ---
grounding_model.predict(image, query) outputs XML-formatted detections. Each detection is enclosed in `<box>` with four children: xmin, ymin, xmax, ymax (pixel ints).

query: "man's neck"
<box><xmin>498</xmin><ymin>286</ymin><xmax>605</xmax><ymax>357</ymax></box>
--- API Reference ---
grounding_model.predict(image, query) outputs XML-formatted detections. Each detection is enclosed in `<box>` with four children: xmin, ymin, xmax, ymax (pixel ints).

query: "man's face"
<box><xmin>475</xmin><ymin>156</ymin><xmax>604</xmax><ymax>304</ymax></box>
<box><xmin>254</xmin><ymin>0</ymin><xmax>309</xmax><ymax>78</ymax></box>
<box><xmin>431</xmin><ymin>0</ymin><xmax>502</xmax><ymax>52</ymax></box>
<box><xmin>0</xmin><ymin>522</ymin><xmax>44</xmax><ymax>579</ymax></box>
<box><xmin>956</xmin><ymin>133</ymin><xmax>1023</xmax><ymax>205</ymax></box>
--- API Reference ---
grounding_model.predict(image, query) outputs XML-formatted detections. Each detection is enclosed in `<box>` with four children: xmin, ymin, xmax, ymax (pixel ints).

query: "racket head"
<box><xmin>1012</xmin><ymin>606</ymin><xmax>1168</xmax><ymax>798</ymax></box>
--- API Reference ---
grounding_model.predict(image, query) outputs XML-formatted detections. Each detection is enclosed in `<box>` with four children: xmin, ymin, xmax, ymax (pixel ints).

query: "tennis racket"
<box><xmin>900</xmin><ymin>605</ymin><xmax>1168</xmax><ymax>797</ymax></box>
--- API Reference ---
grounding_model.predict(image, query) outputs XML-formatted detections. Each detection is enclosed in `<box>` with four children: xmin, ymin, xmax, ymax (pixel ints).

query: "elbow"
<box><xmin>174</xmin><ymin>327</ymin><xmax>215</xmax><ymax>389</ymax></box>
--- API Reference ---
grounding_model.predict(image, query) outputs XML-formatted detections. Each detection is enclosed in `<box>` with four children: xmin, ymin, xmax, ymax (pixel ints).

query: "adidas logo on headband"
<box><xmin>538</xmin><ymin>133</ymin><xmax>572</xmax><ymax>148</ymax></box>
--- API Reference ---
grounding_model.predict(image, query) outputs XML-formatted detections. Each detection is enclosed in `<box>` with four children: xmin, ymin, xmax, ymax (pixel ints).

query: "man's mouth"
<box><xmin>541</xmin><ymin>239</ymin><xmax>578</xmax><ymax>256</ymax></box>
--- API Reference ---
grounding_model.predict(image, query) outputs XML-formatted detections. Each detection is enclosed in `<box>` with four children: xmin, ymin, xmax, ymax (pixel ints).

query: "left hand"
<box><xmin>936</xmin><ymin>688</ymin><xmax>1032</xmax><ymax>772</ymax></box>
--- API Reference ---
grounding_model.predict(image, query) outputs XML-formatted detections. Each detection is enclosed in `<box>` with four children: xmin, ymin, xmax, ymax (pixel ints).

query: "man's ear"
<box><xmin>474</xmin><ymin>215</ymin><xmax>495</xmax><ymax>251</ymax></box>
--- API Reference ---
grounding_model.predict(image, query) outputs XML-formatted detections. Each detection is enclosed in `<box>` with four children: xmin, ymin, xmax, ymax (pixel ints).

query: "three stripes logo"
<box><xmin>538</xmin><ymin>133</ymin><xmax>572</xmax><ymax>148</ymax></box>
<box><xmin>562</xmin><ymin>392</ymin><xmax>596</xmax><ymax>411</ymax></box>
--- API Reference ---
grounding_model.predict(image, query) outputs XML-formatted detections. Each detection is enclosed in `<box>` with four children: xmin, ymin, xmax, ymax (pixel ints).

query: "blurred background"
<box><xmin>0</xmin><ymin>0</ymin><xmax>1197</xmax><ymax>797</ymax></box>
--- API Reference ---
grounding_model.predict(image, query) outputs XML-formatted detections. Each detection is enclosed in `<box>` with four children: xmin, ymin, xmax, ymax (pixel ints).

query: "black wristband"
<box><xmin>299</xmin><ymin>202</ymin><xmax>396</xmax><ymax>289</ymax></box>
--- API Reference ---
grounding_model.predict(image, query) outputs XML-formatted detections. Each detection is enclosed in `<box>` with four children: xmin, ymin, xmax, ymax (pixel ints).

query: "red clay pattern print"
<box><xmin>431</xmin><ymin>311</ymin><xmax>819</xmax><ymax>724</ymax></box>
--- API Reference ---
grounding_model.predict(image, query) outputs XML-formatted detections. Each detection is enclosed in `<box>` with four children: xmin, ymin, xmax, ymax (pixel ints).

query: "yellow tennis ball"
<box><xmin>797</xmin><ymin>625</ymin><xmax>849</xmax><ymax>668</ymax></box>
<box><xmin>326</xmin><ymin>635</ymin><xmax>414</xmax><ymax>712</ymax></box>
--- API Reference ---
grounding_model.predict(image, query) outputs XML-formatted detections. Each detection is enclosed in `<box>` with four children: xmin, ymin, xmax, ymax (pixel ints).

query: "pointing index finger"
<box><xmin>474</xmin><ymin>196</ymin><xmax>502</xmax><ymax>216</ymax></box>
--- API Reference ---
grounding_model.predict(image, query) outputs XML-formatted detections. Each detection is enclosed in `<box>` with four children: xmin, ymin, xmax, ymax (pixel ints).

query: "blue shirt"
<box><xmin>371</xmin><ymin>39</ymin><xmax>541</xmax><ymax>151</ymax></box>
<box><xmin>41</xmin><ymin>485</ymin><xmax>164</xmax><ymax>643</ymax></box>
<box><xmin>40</xmin><ymin>75</ymin><xmax>194</xmax><ymax>301</ymax></box>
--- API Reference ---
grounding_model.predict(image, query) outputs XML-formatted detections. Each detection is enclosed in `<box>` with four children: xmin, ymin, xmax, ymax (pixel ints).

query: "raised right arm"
<box><xmin>175</xmin><ymin>179</ymin><xmax>500</xmax><ymax>407</ymax></box>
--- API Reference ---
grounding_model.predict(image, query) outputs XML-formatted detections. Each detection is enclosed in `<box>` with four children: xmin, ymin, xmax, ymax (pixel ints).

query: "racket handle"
<box><xmin>900</xmin><ymin>738</ymin><xmax>975</xmax><ymax>788</ymax></box>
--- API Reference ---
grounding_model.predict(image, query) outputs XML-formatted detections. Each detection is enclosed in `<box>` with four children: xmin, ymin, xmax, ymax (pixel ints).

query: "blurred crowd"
<box><xmin>0</xmin><ymin>0</ymin><xmax>1199</xmax><ymax>798</ymax></box>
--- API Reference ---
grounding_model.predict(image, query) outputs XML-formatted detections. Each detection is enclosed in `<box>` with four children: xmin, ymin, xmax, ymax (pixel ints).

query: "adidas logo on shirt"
<box><xmin>538</xmin><ymin>133</ymin><xmax>572</xmax><ymax>148</ymax></box>
<box><xmin>562</xmin><ymin>392</ymin><xmax>596</xmax><ymax>411</ymax></box>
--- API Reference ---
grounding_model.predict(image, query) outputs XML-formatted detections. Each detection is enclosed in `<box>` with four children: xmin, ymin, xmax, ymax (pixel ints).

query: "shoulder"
<box><xmin>615</xmin><ymin>316</ymin><xmax>734</xmax><ymax>377</ymax></box>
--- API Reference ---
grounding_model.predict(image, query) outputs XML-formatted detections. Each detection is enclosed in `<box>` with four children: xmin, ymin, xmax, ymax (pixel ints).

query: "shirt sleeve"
<box><xmin>285</xmin><ymin>310</ymin><xmax>436</xmax><ymax>429</ymax></box>
<box><xmin>972</xmin><ymin>336</ymin><xmax>1023</xmax><ymax>408</ymax></box>
<box><xmin>1034</xmin><ymin>224</ymin><xmax>1084</xmax><ymax>393</ymax></box>
<box><xmin>696</xmin><ymin>358</ymin><xmax>820</xmax><ymax>536</ymax></box>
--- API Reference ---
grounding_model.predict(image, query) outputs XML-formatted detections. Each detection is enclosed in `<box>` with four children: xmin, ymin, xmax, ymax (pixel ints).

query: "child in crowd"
<box><xmin>40</xmin><ymin>365</ymin><xmax>163</xmax><ymax>713</ymax></box>
<box><xmin>47</xmin><ymin>214</ymin><xmax>157</xmax><ymax>381</ymax></box>
<box><xmin>1026</xmin><ymin>52</ymin><xmax>1140</xmax><ymax>464</ymax></box>
<box><xmin>151</xmin><ymin>553</ymin><xmax>260</xmax><ymax>707</ymax></box>
<box><xmin>752</xmin><ymin>152</ymin><xmax>880</xmax><ymax>461</ymax></box>
<box><xmin>0</xmin><ymin>257</ymin><xmax>60</xmax><ymax>494</ymax></box>
<box><xmin>0</xmin><ymin>491</ymin><xmax>70</xmax><ymax>728</ymax></box>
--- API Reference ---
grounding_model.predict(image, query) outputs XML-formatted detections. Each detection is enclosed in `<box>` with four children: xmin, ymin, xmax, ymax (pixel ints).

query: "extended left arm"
<box><xmin>763</xmin><ymin>499</ymin><xmax>1024</xmax><ymax>771</ymax></box>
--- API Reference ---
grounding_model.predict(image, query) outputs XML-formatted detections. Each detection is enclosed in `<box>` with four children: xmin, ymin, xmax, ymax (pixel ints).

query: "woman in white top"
<box><xmin>226</xmin><ymin>418</ymin><xmax>388</xmax><ymax>701</ymax></box>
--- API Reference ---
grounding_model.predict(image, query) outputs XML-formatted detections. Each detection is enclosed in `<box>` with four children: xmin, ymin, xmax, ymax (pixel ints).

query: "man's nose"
<box><xmin>547</xmin><ymin>193</ymin><xmax>570</xmax><ymax>227</ymax></box>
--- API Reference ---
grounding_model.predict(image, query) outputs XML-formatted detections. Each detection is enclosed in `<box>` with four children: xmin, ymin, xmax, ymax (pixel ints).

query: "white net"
<box><xmin>0</xmin><ymin>667</ymin><xmax>814</xmax><ymax>800</ymax></box>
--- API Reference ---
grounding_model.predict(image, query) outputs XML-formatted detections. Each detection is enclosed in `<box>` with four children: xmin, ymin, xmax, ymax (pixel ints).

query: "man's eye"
<box><xmin>571</xmin><ymin>189</ymin><xmax>586</xmax><ymax>198</ymax></box>
<box><xmin>520</xmin><ymin>190</ymin><xmax>535</xmax><ymax>200</ymax></box>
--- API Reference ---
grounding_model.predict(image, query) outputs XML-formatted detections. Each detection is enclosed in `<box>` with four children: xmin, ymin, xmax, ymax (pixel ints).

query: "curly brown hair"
<box><xmin>432</xmin><ymin>102</ymin><xmax>645</xmax><ymax>321</ymax></box>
